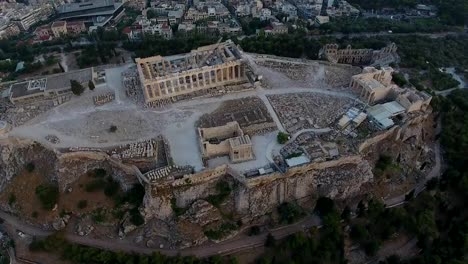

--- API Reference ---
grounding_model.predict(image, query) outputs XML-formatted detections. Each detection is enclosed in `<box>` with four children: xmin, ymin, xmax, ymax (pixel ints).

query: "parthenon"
<box><xmin>135</xmin><ymin>40</ymin><xmax>253</xmax><ymax>104</ymax></box>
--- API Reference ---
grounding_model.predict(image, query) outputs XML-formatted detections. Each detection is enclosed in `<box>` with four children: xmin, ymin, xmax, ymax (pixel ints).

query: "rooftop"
<box><xmin>58</xmin><ymin>0</ymin><xmax>115</xmax><ymax>13</ymax></box>
<box><xmin>229</xmin><ymin>135</ymin><xmax>251</xmax><ymax>147</ymax></box>
<box><xmin>52</xmin><ymin>21</ymin><xmax>66</xmax><ymax>27</ymax></box>
<box><xmin>10</xmin><ymin>68</ymin><xmax>93</xmax><ymax>99</ymax></box>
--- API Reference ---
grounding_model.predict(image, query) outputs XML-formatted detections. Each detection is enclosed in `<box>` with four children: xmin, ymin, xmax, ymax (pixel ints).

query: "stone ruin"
<box><xmin>110</xmin><ymin>139</ymin><xmax>159</xmax><ymax>160</ymax></box>
<box><xmin>142</xmin><ymin>165</ymin><xmax>193</xmax><ymax>184</ymax></box>
<box><xmin>93</xmin><ymin>92</ymin><xmax>115</xmax><ymax>106</ymax></box>
<box><xmin>198</xmin><ymin>97</ymin><xmax>277</xmax><ymax>136</ymax></box>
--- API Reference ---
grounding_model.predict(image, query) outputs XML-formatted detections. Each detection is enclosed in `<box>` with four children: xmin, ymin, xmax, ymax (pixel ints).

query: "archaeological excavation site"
<box><xmin>0</xmin><ymin>41</ymin><xmax>438</xmax><ymax>255</ymax></box>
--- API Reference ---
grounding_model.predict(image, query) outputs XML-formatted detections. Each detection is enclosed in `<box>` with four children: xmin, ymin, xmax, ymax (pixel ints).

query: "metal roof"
<box><xmin>286</xmin><ymin>155</ymin><xmax>310</xmax><ymax>167</ymax></box>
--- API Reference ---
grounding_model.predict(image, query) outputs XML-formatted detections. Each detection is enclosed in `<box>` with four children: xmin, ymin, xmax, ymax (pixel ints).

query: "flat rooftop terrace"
<box><xmin>9</xmin><ymin>68</ymin><xmax>93</xmax><ymax>99</ymax></box>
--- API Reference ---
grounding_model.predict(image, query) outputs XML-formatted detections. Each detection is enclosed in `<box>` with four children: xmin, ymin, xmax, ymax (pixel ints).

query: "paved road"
<box><xmin>0</xmin><ymin>209</ymin><xmax>321</xmax><ymax>258</ymax></box>
<box><xmin>306</xmin><ymin>31</ymin><xmax>467</xmax><ymax>40</ymax></box>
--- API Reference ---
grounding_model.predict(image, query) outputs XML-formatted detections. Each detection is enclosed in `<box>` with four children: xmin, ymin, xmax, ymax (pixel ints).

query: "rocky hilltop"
<box><xmin>0</xmin><ymin>111</ymin><xmax>435</xmax><ymax>247</ymax></box>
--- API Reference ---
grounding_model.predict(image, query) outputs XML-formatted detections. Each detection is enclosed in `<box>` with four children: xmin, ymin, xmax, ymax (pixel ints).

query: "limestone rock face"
<box><xmin>180</xmin><ymin>200</ymin><xmax>222</xmax><ymax>226</ymax></box>
<box><xmin>57</xmin><ymin>152</ymin><xmax>140</xmax><ymax>192</ymax></box>
<box><xmin>235</xmin><ymin>159</ymin><xmax>374</xmax><ymax>219</ymax></box>
<box><xmin>52</xmin><ymin>215</ymin><xmax>70</xmax><ymax>231</ymax></box>
<box><xmin>119</xmin><ymin>211</ymin><xmax>138</xmax><ymax>237</ymax></box>
<box><xmin>143</xmin><ymin>190</ymin><xmax>173</xmax><ymax>221</ymax></box>
<box><xmin>0</xmin><ymin>139</ymin><xmax>57</xmax><ymax>191</ymax></box>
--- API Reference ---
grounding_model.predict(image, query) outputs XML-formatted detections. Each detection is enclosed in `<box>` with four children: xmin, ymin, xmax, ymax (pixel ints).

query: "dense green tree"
<box><xmin>70</xmin><ymin>80</ymin><xmax>85</xmax><ymax>95</ymax></box>
<box><xmin>35</xmin><ymin>184</ymin><xmax>59</xmax><ymax>210</ymax></box>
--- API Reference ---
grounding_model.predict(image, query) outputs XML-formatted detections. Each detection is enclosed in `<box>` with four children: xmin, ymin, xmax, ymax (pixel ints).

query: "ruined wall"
<box><xmin>358</xmin><ymin>112</ymin><xmax>432</xmax><ymax>153</ymax></box>
<box><xmin>358</xmin><ymin>126</ymin><xmax>400</xmax><ymax>153</ymax></box>
<box><xmin>202</xmin><ymin>140</ymin><xmax>230</xmax><ymax>158</ymax></box>
<box><xmin>143</xmin><ymin>156</ymin><xmax>374</xmax><ymax>221</ymax></box>
<box><xmin>199</xmin><ymin>122</ymin><xmax>242</xmax><ymax>140</ymax></box>
<box><xmin>235</xmin><ymin>156</ymin><xmax>373</xmax><ymax>218</ymax></box>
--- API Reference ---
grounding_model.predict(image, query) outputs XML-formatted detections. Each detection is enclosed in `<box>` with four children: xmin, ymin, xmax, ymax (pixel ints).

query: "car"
<box><xmin>17</xmin><ymin>231</ymin><xmax>26</xmax><ymax>238</ymax></box>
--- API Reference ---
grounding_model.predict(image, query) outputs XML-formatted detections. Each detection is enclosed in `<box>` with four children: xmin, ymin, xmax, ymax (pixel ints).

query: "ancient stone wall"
<box><xmin>57</xmin><ymin>151</ymin><xmax>141</xmax><ymax>192</ymax></box>
<box><xmin>143</xmin><ymin>155</ymin><xmax>374</xmax><ymax>221</ymax></box>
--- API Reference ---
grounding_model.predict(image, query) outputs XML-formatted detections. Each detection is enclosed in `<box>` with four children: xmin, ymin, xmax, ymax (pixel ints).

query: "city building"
<box><xmin>11</xmin><ymin>7</ymin><xmax>46</xmax><ymax>30</ymax></box>
<box><xmin>51</xmin><ymin>21</ymin><xmax>67</xmax><ymax>38</ymax></box>
<box><xmin>56</xmin><ymin>0</ymin><xmax>125</xmax><ymax>27</ymax></box>
<box><xmin>314</xmin><ymin>15</ymin><xmax>329</xmax><ymax>26</ymax></box>
<box><xmin>33</xmin><ymin>25</ymin><xmax>53</xmax><ymax>41</ymax></box>
<box><xmin>0</xmin><ymin>23</ymin><xmax>20</xmax><ymax>39</ymax></box>
<box><xmin>66</xmin><ymin>21</ymin><xmax>87</xmax><ymax>35</ymax></box>
<box><xmin>263</xmin><ymin>21</ymin><xmax>288</xmax><ymax>35</ymax></box>
<box><xmin>125</xmin><ymin>0</ymin><xmax>146</xmax><ymax>11</ymax></box>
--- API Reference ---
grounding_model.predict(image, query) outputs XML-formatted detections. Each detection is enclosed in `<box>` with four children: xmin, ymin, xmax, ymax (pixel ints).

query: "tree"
<box><xmin>249</xmin><ymin>226</ymin><xmax>261</xmax><ymax>236</ymax></box>
<box><xmin>70</xmin><ymin>80</ymin><xmax>85</xmax><ymax>95</ymax></box>
<box><xmin>35</xmin><ymin>184</ymin><xmax>59</xmax><ymax>210</ymax></box>
<box><xmin>341</xmin><ymin>206</ymin><xmax>351</xmax><ymax>222</ymax></box>
<box><xmin>77</xmin><ymin>200</ymin><xmax>88</xmax><ymax>209</ymax></box>
<box><xmin>109</xmin><ymin>125</ymin><xmax>117</xmax><ymax>133</ymax></box>
<box><xmin>8</xmin><ymin>193</ymin><xmax>16</xmax><ymax>206</ymax></box>
<box><xmin>25</xmin><ymin>162</ymin><xmax>35</xmax><ymax>172</ymax></box>
<box><xmin>277</xmin><ymin>132</ymin><xmax>289</xmax><ymax>144</ymax></box>
<box><xmin>314</xmin><ymin>197</ymin><xmax>336</xmax><ymax>216</ymax></box>
<box><xmin>265</xmin><ymin>233</ymin><xmax>276</xmax><ymax>247</ymax></box>
<box><xmin>88</xmin><ymin>80</ymin><xmax>95</xmax><ymax>90</ymax></box>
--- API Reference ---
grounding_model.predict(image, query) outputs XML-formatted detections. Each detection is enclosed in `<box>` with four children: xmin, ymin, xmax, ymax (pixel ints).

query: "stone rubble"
<box><xmin>93</xmin><ymin>92</ymin><xmax>115</xmax><ymax>106</ymax></box>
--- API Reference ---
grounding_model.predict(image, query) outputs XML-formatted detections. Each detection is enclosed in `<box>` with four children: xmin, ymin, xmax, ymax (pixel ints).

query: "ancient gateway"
<box><xmin>135</xmin><ymin>40</ymin><xmax>254</xmax><ymax>104</ymax></box>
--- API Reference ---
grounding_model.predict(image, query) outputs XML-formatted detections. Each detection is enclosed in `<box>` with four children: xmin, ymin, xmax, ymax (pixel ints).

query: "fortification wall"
<box><xmin>358</xmin><ymin>126</ymin><xmax>399</xmax><ymax>153</ymax></box>
<box><xmin>144</xmin><ymin>155</ymin><xmax>374</xmax><ymax>221</ymax></box>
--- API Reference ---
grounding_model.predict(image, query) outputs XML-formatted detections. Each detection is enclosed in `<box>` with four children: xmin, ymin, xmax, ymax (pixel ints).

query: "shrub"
<box><xmin>364</xmin><ymin>239</ymin><xmax>381</xmax><ymax>256</ymax></box>
<box><xmin>92</xmin><ymin>168</ymin><xmax>107</xmax><ymax>178</ymax></box>
<box><xmin>85</xmin><ymin>179</ymin><xmax>106</xmax><ymax>192</ymax></box>
<box><xmin>88</xmin><ymin>80</ymin><xmax>95</xmax><ymax>90</ymax></box>
<box><xmin>35</xmin><ymin>184</ymin><xmax>59</xmax><ymax>210</ymax></box>
<box><xmin>277</xmin><ymin>202</ymin><xmax>305</xmax><ymax>224</ymax></box>
<box><xmin>206</xmin><ymin>181</ymin><xmax>231</xmax><ymax>207</ymax></box>
<box><xmin>204</xmin><ymin>222</ymin><xmax>238</xmax><ymax>240</ymax></box>
<box><xmin>277</xmin><ymin>132</ymin><xmax>289</xmax><ymax>144</ymax></box>
<box><xmin>91</xmin><ymin>208</ymin><xmax>106</xmax><ymax>223</ymax></box>
<box><xmin>265</xmin><ymin>233</ymin><xmax>276</xmax><ymax>247</ymax></box>
<box><xmin>8</xmin><ymin>193</ymin><xmax>16</xmax><ymax>206</ymax></box>
<box><xmin>70</xmin><ymin>80</ymin><xmax>85</xmax><ymax>95</ymax></box>
<box><xmin>109</xmin><ymin>125</ymin><xmax>117</xmax><ymax>133</ymax></box>
<box><xmin>350</xmin><ymin>224</ymin><xmax>369</xmax><ymax>241</ymax></box>
<box><xmin>171</xmin><ymin>198</ymin><xmax>186</xmax><ymax>216</ymax></box>
<box><xmin>248</xmin><ymin>226</ymin><xmax>261</xmax><ymax>236</ymax></box>
<box><xmin>314</xmin><ymin>197</ymin><xmax>336</xmax><ymax>216</ymax></box>
<box><xmin>104</xmin><ymin>178</ymin><xmax>120</xmax><ymax>197</ymax></box>
<box><xmin>25</xmin><ymin>162</ymin><xmax>35</xmax><ymax>172</ymax></box>
<box><xmin>392</xmin><ymin>72</ymin><xmax>407</xmax><ymax>87</ymax></box>
<box><xmin>129</xmin><ymin>208</ymin><xmax>144</xmax><ymax>226</ymax></box>
<box><xmin>77</xmin><ymin>200</ymin><xmax>88</xmax><ymax>209</ymax></box>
